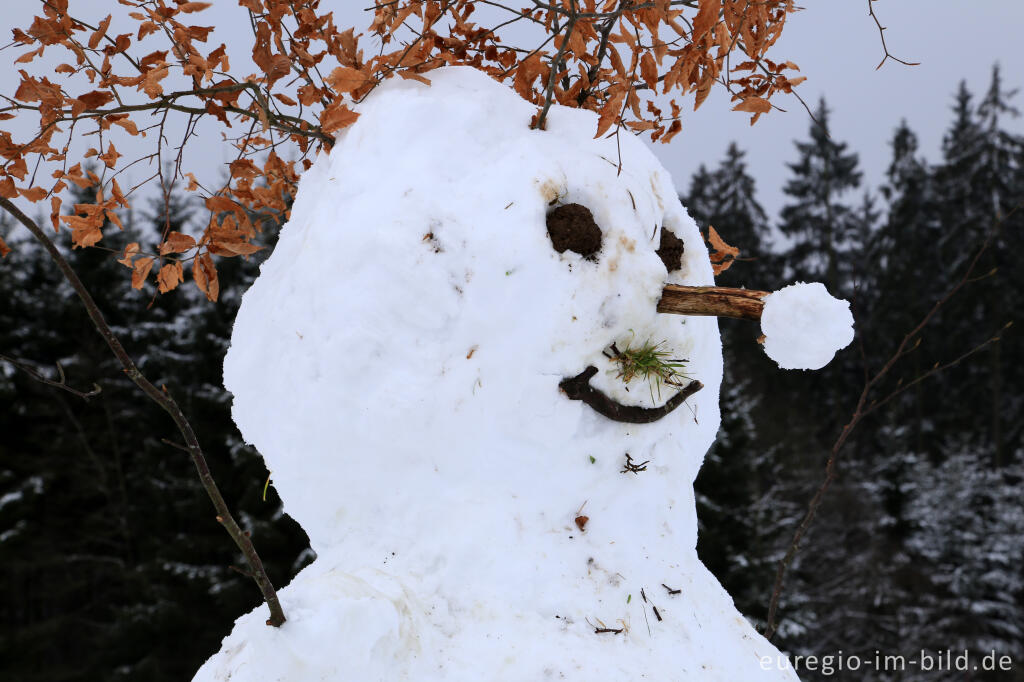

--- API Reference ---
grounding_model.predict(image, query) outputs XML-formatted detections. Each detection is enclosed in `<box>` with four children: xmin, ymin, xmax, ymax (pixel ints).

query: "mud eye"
<box><xmin>546</xmin><ymin>203</ymin><xmax>602</xmax><ymax>259</ymax></box>
<box><xmin>655</xmin><ymin>227</ymin><xmax>684</xmax><ymax>272</ymax></box>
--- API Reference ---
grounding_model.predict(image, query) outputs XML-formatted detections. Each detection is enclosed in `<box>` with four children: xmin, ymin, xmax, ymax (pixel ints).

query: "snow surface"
<box><xmin>198</xmin><ymin>66</ymin><xmax>798</xmax><ymax>681</ymax></box>
<box><xmin>760</xmin><ymin>282</ymin><xmax>854</xmax><ymax>370</ymax></box>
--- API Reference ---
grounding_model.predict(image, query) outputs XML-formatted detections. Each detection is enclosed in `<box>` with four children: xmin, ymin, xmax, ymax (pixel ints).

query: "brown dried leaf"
<box><xmin>693</xmin><ymin>0</ymin><xmax>721</xmax><ymax>42</ymax></box>
<box><xmin>594</xmin><ymin>85</ymin><xmax>627</xmax><ymax>138</ymax></box>
<box><xmin>76</xmin><ymin>90</ymin><xmax>115</xmax><ymax>110</ymax></box>
<box><xmin>105</xmin><ymin>209</ymin><xmax>123</xmax><ymax>230</ymax></box>
<box><xmin>640</xmin><ymin>52</ymin><xmax>658</xmax><ymax>91</ymax></box>
<box><xmin>397</xmin><ymin>70</ymin><xmax>431</xmax><ymax>85</ymax></box>
<box><xmin>193</xmin><ymin>251</ymin><xmax>219</xmax><ymax>301</ymax></box>
<box><xmin>513</xmin><ymin>53</ymin><xmax>544</xmax><ymax>100</ymax></box>
<box><xmin>157</xmin><ymin>262</ymin><xmax>184</xmax><ymax>293</ymax></box>
<box><xmin>98</xmin><ymin>142</ymin><xmax>121</xmax><ymax>169</ymax></box>
<box><xmin>132</xmin><ymin>256</ymin><xmax>154</xmax><ymax>289</ymax></box>
<box><xmin>15</xmin><ymin>47</ymin><xmax>45</xmax><ymax>64</ymax></box>
<box><xmin>159</xmin><ymin>231</ymin><xmax>197</xmax><ymax>255</ymax></box>
<box><xmin>19</xmin><ymin>186</ymin><xmax>47</xmax><ymax>202</ymax></box>
<box><xmin>117</xmin><ymin>241</ymin><xmax>140</xmax><ymax>267</ymax></box>
<box><xmin>179</xmin><ymin>2</ymin><xmax>213</xmax><ymax>13</ymax></box>
<box><xmin>89</xmin><ymin>15</ymin><xmax>112</xmax><ymax>49</ymax></box>
<box><xmin>326</xmin><ymin>65</ymin><xmax>368</xmax><ymax>95</ymax></box>
<box><xmin>0</xmin><ymin>178</ymin><xmax>16</xmax><ymax>199</ymax></box>
<box><xmin>142</xmin><ymin>66</ymin><xmax>170</xmax><ymax>98</ymax></box>
<box><xmin>732</xmin><ymin>96</ymin><xmax>771</xmax><ymax>114</ymax></box>
<box><xmin>210</xmin><ymin>239</ymin><xmax>262</xmax><ymax>257</ymax></box>
<box><xmin>49</xmin><ymin>196</ymin><xmax>61</xmax><ymax>231</ymax></box>
<box><xmin>319</xmin><ymin>101</ymin><xmax>359</xmax><ymax>134</ymax></box>
<box><xmin>0</xmin><ymin>235</ymin><xmax>10</xmax><ymax>258</ymax></box>
<box><xmin>707</xmin><ymin>224</ymin><xmax>739</xmax><ymax>274</ymax></box>
<box><xmin>28</xmin><ymin>16</ymin><xmax>62</xmax><ymax>45</ymax></box>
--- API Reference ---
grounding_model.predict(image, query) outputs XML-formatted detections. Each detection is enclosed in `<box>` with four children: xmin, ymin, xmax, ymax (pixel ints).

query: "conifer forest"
<box><xmin>2</xmin><ymin>66</ymin><xmax>1023</xmax><ymax>680</ymax></box>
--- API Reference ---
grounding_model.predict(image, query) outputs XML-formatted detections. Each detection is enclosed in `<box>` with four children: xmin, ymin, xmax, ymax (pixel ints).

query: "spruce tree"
<box><xmin>0</xmin><ymin>178</ymin><xmax>309</xmax><ymax>681</ymax></box>
<box><xmin>778</xmin><ymin>99</ymin><xmax>863</xmax><ymax>296</ymax></box>
<box><xmin>685</xmin><ymin>144</ymin><xmax>786</xmax><ymax>632</ymax></box>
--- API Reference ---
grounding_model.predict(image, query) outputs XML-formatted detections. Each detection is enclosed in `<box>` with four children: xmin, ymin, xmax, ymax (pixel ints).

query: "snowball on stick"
<box><xmin>659</xmin><ymin>282</ymin><xmax>854</xmax><ymax>370</ymax></box>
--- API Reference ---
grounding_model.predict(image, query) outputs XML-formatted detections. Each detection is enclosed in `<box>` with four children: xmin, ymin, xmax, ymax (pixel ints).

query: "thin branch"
<box><xmin>534</xmin><ymin>1</ymin><xmax>579</xmax><ymax>131</ymax></box>
<box><xmin>0</xmin><ymin>353</ymin><xmax>101</xmax><ymax>400</ymax></box>
<box><xmin>0</xmin><ymin>196</ymin><xmax>286</xmax><ymax>628</ymax></box>
<box><xmin>867</xmin><ymin>0</ymin><xmax>919</xmax><ymax>70</ymax></box>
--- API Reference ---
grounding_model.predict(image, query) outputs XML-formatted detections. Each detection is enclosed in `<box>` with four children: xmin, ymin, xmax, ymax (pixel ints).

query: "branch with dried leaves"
<box><xmin>0</xmin><ymin>195</ymin><xmax>286</xmax><ymax>628</ymax></box>
<box><xmin>0</xmin><ymin>0</ymin><xmax>802</xmax><ymax>300</ymax></box>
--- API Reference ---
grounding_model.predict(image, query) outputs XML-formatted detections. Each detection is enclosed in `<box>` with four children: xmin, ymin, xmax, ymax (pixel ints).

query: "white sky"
<box><xmin>1</xmin><ymin>2</ymin><xmax>1022</xmax><ymax>223</ymax></box>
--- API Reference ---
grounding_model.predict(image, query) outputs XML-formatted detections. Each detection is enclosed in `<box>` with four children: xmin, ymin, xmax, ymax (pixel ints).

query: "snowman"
<box><xmin>195</xmin><ymin>66</ymin><xmax>850</xmax><ymax>681</ymax></box>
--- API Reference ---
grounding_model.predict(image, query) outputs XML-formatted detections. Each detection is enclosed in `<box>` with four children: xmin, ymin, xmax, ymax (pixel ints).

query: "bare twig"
<box><xmin>867</xmin><ymin>0</ymin><xmax>919</xmax><ymax>70</ymax></box>
<box><xmin>0</xmin><ymin>353</ymin><xmax>101</xmax><ymax>400</ymax></box>
<box><xmin>0</xmin><ymin>196</ymin><xmax>286</xmax><ymax>628</ymax></box>
<box><xmin>535</xmin><ymin>0</ymin><xmax>580</xmax><ymax>130</ymax></box>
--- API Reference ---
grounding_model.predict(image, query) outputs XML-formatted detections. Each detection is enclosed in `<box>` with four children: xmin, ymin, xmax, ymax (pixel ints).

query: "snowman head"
<box><xmin>224</xmin><ymin>67</ymin><xmax>722</xmax><ymax>566</ymax></box>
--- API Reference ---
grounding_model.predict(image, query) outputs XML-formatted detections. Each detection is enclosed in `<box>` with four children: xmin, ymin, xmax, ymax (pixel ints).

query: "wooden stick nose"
<box><xmin>657</xmin><ymin>285</ymin><xmax>768</xmax><ymax>321</ymax></box>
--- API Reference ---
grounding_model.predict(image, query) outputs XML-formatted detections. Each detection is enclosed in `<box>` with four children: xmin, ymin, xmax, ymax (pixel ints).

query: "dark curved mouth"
<box><xmin>558</xmin><ymin>365</ymin><xmax>702</xmax><ymax>424</ymax></box>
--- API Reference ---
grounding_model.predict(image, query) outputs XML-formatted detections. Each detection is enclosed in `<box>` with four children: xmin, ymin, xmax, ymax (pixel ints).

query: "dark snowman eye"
<box><xmin>655</xmin><ymin>227</ymin><xmax>684</xmax><ymax>272</ymax></box>
<box><xmin>546</xmin><ymin>203</ymin><xmax>602</xmax><ymax>259</ymax></box>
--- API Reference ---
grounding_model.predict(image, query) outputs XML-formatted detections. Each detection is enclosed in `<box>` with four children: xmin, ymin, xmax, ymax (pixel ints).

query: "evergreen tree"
<box><xmin>684</xmin><ymin>143</ymin><xmax>772</xmax><ymax>287</ymax></box>
<box><xmin>778</xmin><ymin>99</ymin><xmax>863</xmax><ymax>296</ymax></box>
<box><xmin>0</xmin><ymin>178</ymin><xmax>309</xmax><ymax>682</ymax></box>
<box><xmin>683</xmin><ymin>163</ymin><xmax>715</xmax><ymax>230</ymax></box>
<box><xmin>685</xmin><ymin>144</ymin><xmax>788</xmax><ymax>632</ymax></box>
<box><xmin>934</xmin><ymin>69</ymin><xmax>1024</xmax><ymax>465</ymax></box>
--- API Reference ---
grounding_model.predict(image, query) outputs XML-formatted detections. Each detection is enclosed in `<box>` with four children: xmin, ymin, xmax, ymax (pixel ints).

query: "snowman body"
<box><xmin>195</xmin><ymin>67</ymin><xmax>798</xmax><ymax>681</ymax></box>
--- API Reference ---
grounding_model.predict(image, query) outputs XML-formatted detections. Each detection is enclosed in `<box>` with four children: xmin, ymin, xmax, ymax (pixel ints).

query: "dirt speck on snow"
<box><xmin>547</xmin><ymin>203</ymin><xmax>602</xmax><ymax>259</ymax></box>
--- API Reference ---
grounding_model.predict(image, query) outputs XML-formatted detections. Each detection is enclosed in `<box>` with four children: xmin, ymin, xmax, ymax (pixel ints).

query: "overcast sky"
<box><xmin>2</xmin><ymin>2</ymin><xmax>1022</xmax><ymax>224</ymax></box>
